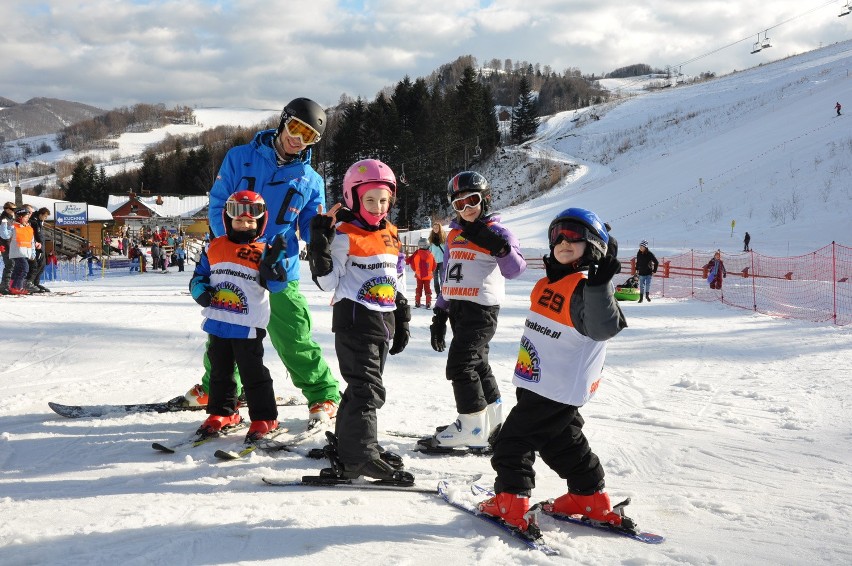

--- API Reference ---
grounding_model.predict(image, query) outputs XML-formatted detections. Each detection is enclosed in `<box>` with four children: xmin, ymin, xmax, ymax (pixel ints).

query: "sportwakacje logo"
<box><xmin>210</xmin><ymin>282</ymin><xmax>249</xmax><ymax>314</ymax></box>
<box><xmin>514</xmin><ymin>336</ymin><xmax>541</xmax><ymax>382</ymax></box>
<box><xmin>356</xmin><ymin>276</ymin><xmax>397</xmax><ymax>308</ymax></box>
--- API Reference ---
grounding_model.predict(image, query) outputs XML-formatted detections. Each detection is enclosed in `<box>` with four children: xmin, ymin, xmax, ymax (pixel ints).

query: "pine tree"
<box><xmin>511</xmin><ymin>75</ymin><xmax>539</xmax><ymax>143</ymax></box>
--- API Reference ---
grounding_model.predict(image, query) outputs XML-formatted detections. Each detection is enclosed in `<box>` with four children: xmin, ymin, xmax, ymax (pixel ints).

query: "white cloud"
<box><xmin>1</xmin><ymin>0</ymin><xmax>849</xmax><ymax>110</ymax></box>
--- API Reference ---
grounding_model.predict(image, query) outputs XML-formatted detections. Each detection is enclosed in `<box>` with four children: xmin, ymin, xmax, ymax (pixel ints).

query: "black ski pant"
<box><xmin>27</xmin><ymin>253</ymin><xmax>45</xmax><ymax>285</ymax></box>
<box><xmin>334</xmin><ymin>330</ymin><xmax>388</xmax><ymax>464</ymax></box>
<box><xmin>446</xmin><ymin>301</ymin><xmax>501</xmax><ymax>414</ymax></box>
<box><xmin>1</xmin><ymin>246</ymin><xmax>11</xmax><ymax>287</ymax></box>
<box><xmin>491</xmin><ymin>387</ymin><xmax>605</xmax><ymax>496</ymax></box>
<box><xmin>206</xmin><ymin>330</ymin><xmax>277</xmax><ymax>422</ymax></box>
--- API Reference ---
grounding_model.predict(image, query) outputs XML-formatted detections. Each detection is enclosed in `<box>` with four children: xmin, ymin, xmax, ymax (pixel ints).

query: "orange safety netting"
<box><xmin>626</xmin><ymin>243</ymin><xmax>852</xmax><ymax>325</ymax></box>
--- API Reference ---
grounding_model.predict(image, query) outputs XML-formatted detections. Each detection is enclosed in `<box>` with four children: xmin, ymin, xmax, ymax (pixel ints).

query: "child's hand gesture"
<box><xmin>308</xmin><ymin>204</ymin><xmax>340</xmax><ymax>278</ymax></box>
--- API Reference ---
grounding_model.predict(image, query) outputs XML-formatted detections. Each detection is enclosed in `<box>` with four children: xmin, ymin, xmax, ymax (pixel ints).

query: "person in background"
<box><xmin>176</xmin><ymin>245</ymin><xmax>186</xmax><ymax>272</ymax></box>
<box><xmin>308</xmin><ymin>158</ymin><xmax>411</xmax><ymax>481</ymax></box>
<box><xmin>421</xmin><ymin>171</ymin><xmax>526</xmax><ymax>452</ymax></box>
<box><xmin>635</xmin><ymin>240</ymin><xmax>658</xmax><ymax>303</ymax></box>
<box><xmin>159</xmin><ymin>246</ymin><xmax>168</xmax><ymax>273</ymax></box>
<box><xmin>477</xmin><ymin>207</ymin><xmax>628</xmax><ymax>534</ymax></box>
<box><xmin>0</xmin><ymin>202</ymin><xmax>16</xmax><ymax>295</ymax></box>
<box><xmin>835</xmin><ymin>101</ymin><xmax>842</xmax><ymax>116</ymax></box>
<box><xmin>5</xmin><ymin>207</ymin><xmax>38</xmax><ymax>295</ymax></box>
<box><xmin>406</xmin><ymin>237</ymin><xmax>437</xmax><ymax>308</ymax></box>
<box><xmin>428</xmin><ymin>221</ymin><xmax>446</xmax><ymax>298</ymax></box>
<box><xmin>44</xmin><ymin>250</ymin><xmax>58</xmax><ymax>281</ymax></box>
<box><xmin>705</xmin><ymin>250</ymin><xmax>727</xmax><ymax>290</ymax></box>
<box><xmin>180</xmin><ymin>96</ymin><xmax>341</xmax><ymax>426</ymax></box>
<box><xmin>26</xmin><ymin>207</ymin><xmax>50</xmax><ymax>293</ymax></box>
<box><xmin>80</xmin><ymin>245</ymin><xmax>98</xmax><ymax>276</ymax></box>
<box><xmin>743</xmin><ymin>232</ymin><xmax>751</xmax><ymax>252</ymax></box>
<box><xmin>150</xmin><ymin>241</ymin><xmax>160</xmax><ymax>271</ymax></box>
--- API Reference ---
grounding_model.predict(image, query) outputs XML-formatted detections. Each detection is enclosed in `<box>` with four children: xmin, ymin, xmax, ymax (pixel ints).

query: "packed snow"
<box><xmin>2</xmin><ymin>42</ymin><xmax>852</xmax><ymax>565</ymax></box>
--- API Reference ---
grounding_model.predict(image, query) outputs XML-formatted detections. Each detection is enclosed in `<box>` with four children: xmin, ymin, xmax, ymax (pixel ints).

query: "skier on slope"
<box><xmin>478</xmin><ymin>207</ymin><xmax>629</xmax><ymax>532</ymax></box>
<box><xmin>420</xmin><ymin>171</ymin><xmax>526</xmax><ymax>452</ymax></box>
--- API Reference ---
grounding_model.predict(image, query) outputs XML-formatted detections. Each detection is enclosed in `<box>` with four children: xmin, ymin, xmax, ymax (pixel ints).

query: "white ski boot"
<box><xmin>433</xmin><ymin>410</ymin><xmax>489</xmax><ymax>449</ymax></box>
<box><xmin>486</xmin><ymin>398</ymin><xmax>503</xmax><ymax>444</ymax></box>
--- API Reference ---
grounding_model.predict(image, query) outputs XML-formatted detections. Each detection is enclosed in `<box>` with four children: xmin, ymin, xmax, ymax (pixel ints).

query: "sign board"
<box><xmin>54</xmin><ymin>202</ymin><xmax>88</xmax><ymax>226</ymax></box>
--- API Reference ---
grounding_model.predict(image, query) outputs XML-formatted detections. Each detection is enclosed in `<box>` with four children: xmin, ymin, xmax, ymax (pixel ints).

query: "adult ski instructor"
<box><xmin>180</xmin><ymin>97</ymin><xmax>341</xmax><ymax>425</ymax></box>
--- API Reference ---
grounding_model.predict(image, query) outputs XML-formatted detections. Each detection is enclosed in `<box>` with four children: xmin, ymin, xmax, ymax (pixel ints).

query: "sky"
<box><xmin>1</xmin><ymin>40</ymin><xmax>852</xmax><ymax>565</ymax></box>
<box><xmin>2</xmin><ymin>0</ymin><xmax>851</xmax><ymax>111</ymax></box>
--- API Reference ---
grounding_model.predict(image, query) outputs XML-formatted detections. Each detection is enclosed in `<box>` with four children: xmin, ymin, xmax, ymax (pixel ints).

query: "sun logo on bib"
<box><xmin>357</xmin><ymin>275</ymin><xmax>397</xmax><ymax>308</ymax></box>
<box><xmin>514</xmin><ymin>336</ymin><xmax>541</xmax><ymax>383</ymax></box>
<box><xmin>210</xmin><ymin>282</ymin><xmax>249</xmax><ymax>314</ymax></box>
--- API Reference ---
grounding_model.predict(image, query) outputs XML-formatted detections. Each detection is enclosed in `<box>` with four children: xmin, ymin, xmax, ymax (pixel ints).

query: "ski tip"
<box><xmin>151</xmin><ymin>442</ymin><xmax>175</xmax><ymax>453</ymax></box>
<box><xmin>214</xmin><ymin>449</ymin><xmax>241</xmax><ymax>460</ymax></box>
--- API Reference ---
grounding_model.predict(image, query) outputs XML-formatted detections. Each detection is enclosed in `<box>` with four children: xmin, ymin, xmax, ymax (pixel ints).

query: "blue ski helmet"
<box><xmin>547</xmin><ymin>207</ymin><xmax>609</xmax><ymax>264</ymax></box>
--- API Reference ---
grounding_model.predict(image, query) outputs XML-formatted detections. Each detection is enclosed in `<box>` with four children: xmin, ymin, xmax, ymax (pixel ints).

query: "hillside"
<box><xmin>0</xmin><ymin>97</ymin><xmax>106</xmax><ymax>141</ymax></box>
<box><xmin>486</xmin><ymin>39</ymin><xmax>852</xmax><ymax>257</ymax></box>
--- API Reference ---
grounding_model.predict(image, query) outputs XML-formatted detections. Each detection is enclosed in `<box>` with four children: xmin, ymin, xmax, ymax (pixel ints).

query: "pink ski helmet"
<box><xmin>342</xmin><ymin>159</ymin><xmax>397</xmax><ymax>211</ymax></box>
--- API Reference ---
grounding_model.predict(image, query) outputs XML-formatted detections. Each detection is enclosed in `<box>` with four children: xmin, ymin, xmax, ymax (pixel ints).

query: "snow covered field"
<box><xmin>1</xmin><ymin>264</ymin><xmax>850</xmax><ymax>565</ymax></box>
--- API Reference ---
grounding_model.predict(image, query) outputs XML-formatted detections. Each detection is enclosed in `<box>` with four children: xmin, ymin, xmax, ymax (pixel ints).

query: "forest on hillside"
<box><xmin>57</xmin><ymin>56</ymin><xmax>612</xmax><ymax>227</ymax></box>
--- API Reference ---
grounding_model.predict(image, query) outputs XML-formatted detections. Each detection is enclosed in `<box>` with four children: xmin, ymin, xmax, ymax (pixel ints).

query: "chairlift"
<box><xmin>750</xmin><ymin>34</ymin><xmax>762</xmax><ymax>54</ymax></box>
<box><xmin>761</xmin><ymin>31</ymin><xmax>772</xmax><ymax>49</ymax></box>
<box><xmin>473</xmin><ymin>136</ymin><xmax>482</xmax><ymax>159</ymax></box>
<box><xmin>399</xmin><ymin>163</ymin><xmax>408</xmax><ymax>185</ymax></box>
<box><xmin>840</xmin><ymin>1</ymin><xmax>851</xmax><ymax>17</ymax></box>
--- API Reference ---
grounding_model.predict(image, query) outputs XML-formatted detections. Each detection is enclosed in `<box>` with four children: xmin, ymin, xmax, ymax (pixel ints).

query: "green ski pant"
<box><xmin>201</xmin><ymin>280</ymin><xmax>340</xmax><ymax>405</ymax></box>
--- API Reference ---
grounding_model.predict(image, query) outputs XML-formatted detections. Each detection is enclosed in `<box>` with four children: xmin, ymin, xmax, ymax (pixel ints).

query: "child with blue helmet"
<box><xmin>478</xmin><ymin>207</ymin><xmax>630</xmax><ymax>534</ymax></box>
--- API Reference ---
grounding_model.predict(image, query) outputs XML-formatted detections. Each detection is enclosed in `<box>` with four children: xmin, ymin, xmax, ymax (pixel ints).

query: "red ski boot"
<box><xmin>198</xmin><ymin>413</ymin><xmax>242</xmax><ymax>436</ymax></box>
<box><xmin>245</xmin><ymin>419</ymin><xmax>279</xmax><ymax>442</ymax></box>
<box><xmin>478</xmin><ymin>492</ymin><xmax>531</xmax><ymax>531</ymax></box>
<box><xmin>544</xmin><ymin>490</ymin><xmax>623</xmax><ymax>526</ymax></box>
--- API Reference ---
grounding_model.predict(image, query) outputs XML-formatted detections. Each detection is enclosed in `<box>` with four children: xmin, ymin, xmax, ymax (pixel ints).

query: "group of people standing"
<box><xmin>0</xmin><ymin>202</ymin><xmax>52</xmax><ymax>295</ymax></box>
<box><xmin>179</xmin><ymin>95</ymin><xmax>633</xmax><ymax>532</ymax></box>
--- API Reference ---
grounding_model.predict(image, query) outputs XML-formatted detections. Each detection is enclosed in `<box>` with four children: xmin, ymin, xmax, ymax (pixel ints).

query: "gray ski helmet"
<box><xmin>447</xmin><ymin>171</ymin><xmax>491</xmax><ymax>215</ymax></box>
<box><xmin>277</xmin><ymin>97</ymin><xmax>326</xmax><ymax>140</ymax></box>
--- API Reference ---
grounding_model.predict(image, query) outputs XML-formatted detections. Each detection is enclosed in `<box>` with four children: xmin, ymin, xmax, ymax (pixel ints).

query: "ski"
<box><xmin>213</xmin><ymin>419</ymin><xmax>333</xmax><ymax>461</ymax></box>
<box><xmin>48</xmin><ymin>395</ymin><xmax>302</xmax><ymax>419</ymax></box>
<box><xmin>152</xmin><ymin>421</ymin><xmax>248</xmax><ymax>453</ymax></box>
<box><xmin>538</xmin><ymin>504</ymin><xmax>665</xmax><ymax>544</ymax></box>
<box><xmin>471</xmin><ymin>484</ymin><xmax>664</xmax><ymax>544</ymax></box>
<box><xmin>262</xmin><ymin>476</ymin><xmax>437</xmax><ymax>493</ymax></box>
<box><xmin>438</xmin><ymin>481</ymin><xmax>559</xmax><ymax>556</ymax></box>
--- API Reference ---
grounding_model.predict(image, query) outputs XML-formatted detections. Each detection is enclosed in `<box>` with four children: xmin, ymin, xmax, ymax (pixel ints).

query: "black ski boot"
<box><xmin>309</xmin><ymin>432</ymin><xmax>415</xmax><ymax>486</ymax></box>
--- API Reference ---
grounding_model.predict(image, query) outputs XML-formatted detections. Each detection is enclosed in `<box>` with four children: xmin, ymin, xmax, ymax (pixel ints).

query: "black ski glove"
<box><xmin>389</xmin><ymin>293</ymin><xmax>411</xmax><ymax>355</ymax></box>
<box><xmin>460</xmin><ymin>220</ymin><xmax>508</xmax><ymax>257</ymax></box>
<box><xmin>309</xmin><ymin>214</ymin><xmax>335</xmax><ymax>277</ymax></box>
<box><xmin>430</xmin><ymin>307</ymin><xmax>449</xmax><ymax>352</ymax></box>
<box><xmin>259</xmin><ymin>235</ymin><xmax>288</xmax><ymax>282</ymax></box>
<box><xmin>543</xmin><ymin>254</ymin><xmax>575</xmax><ymax>282</ymax></box>
<box><xmin>586</xmin><ymin>255</ymin><xmax>621</xmax><ymax>287</ymax></box>
<box><xmin>189</xmin><ymin>275</ymin><xmax>214</xmax><ymax>307</ymax></box>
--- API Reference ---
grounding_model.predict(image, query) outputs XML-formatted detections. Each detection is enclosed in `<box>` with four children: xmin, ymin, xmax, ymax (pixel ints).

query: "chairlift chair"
<box><xmin>840</xmin><ymin>1</ymin><xmax>851</xmax><ymax>17</ymax></box>
<box><xmin>750</xmin><ymin>34</ymin><xmax>762</xmax><ymax>54</ymax></box>
<box><xmin>761</xmin><ymin>32</ymin><xmax>772</xmax><ymax>49</ymax></box>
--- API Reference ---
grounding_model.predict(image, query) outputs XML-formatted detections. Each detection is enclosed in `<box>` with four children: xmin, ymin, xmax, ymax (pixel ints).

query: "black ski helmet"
<box><xmin>277</xmin><ymin>98</ymin><xmax>326</xmax><ymax>140</ymax></box>
<box><xmin>447</xmin><ymin>171</ymin><xmax>491</xmax><ymax>216</ymax></box>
